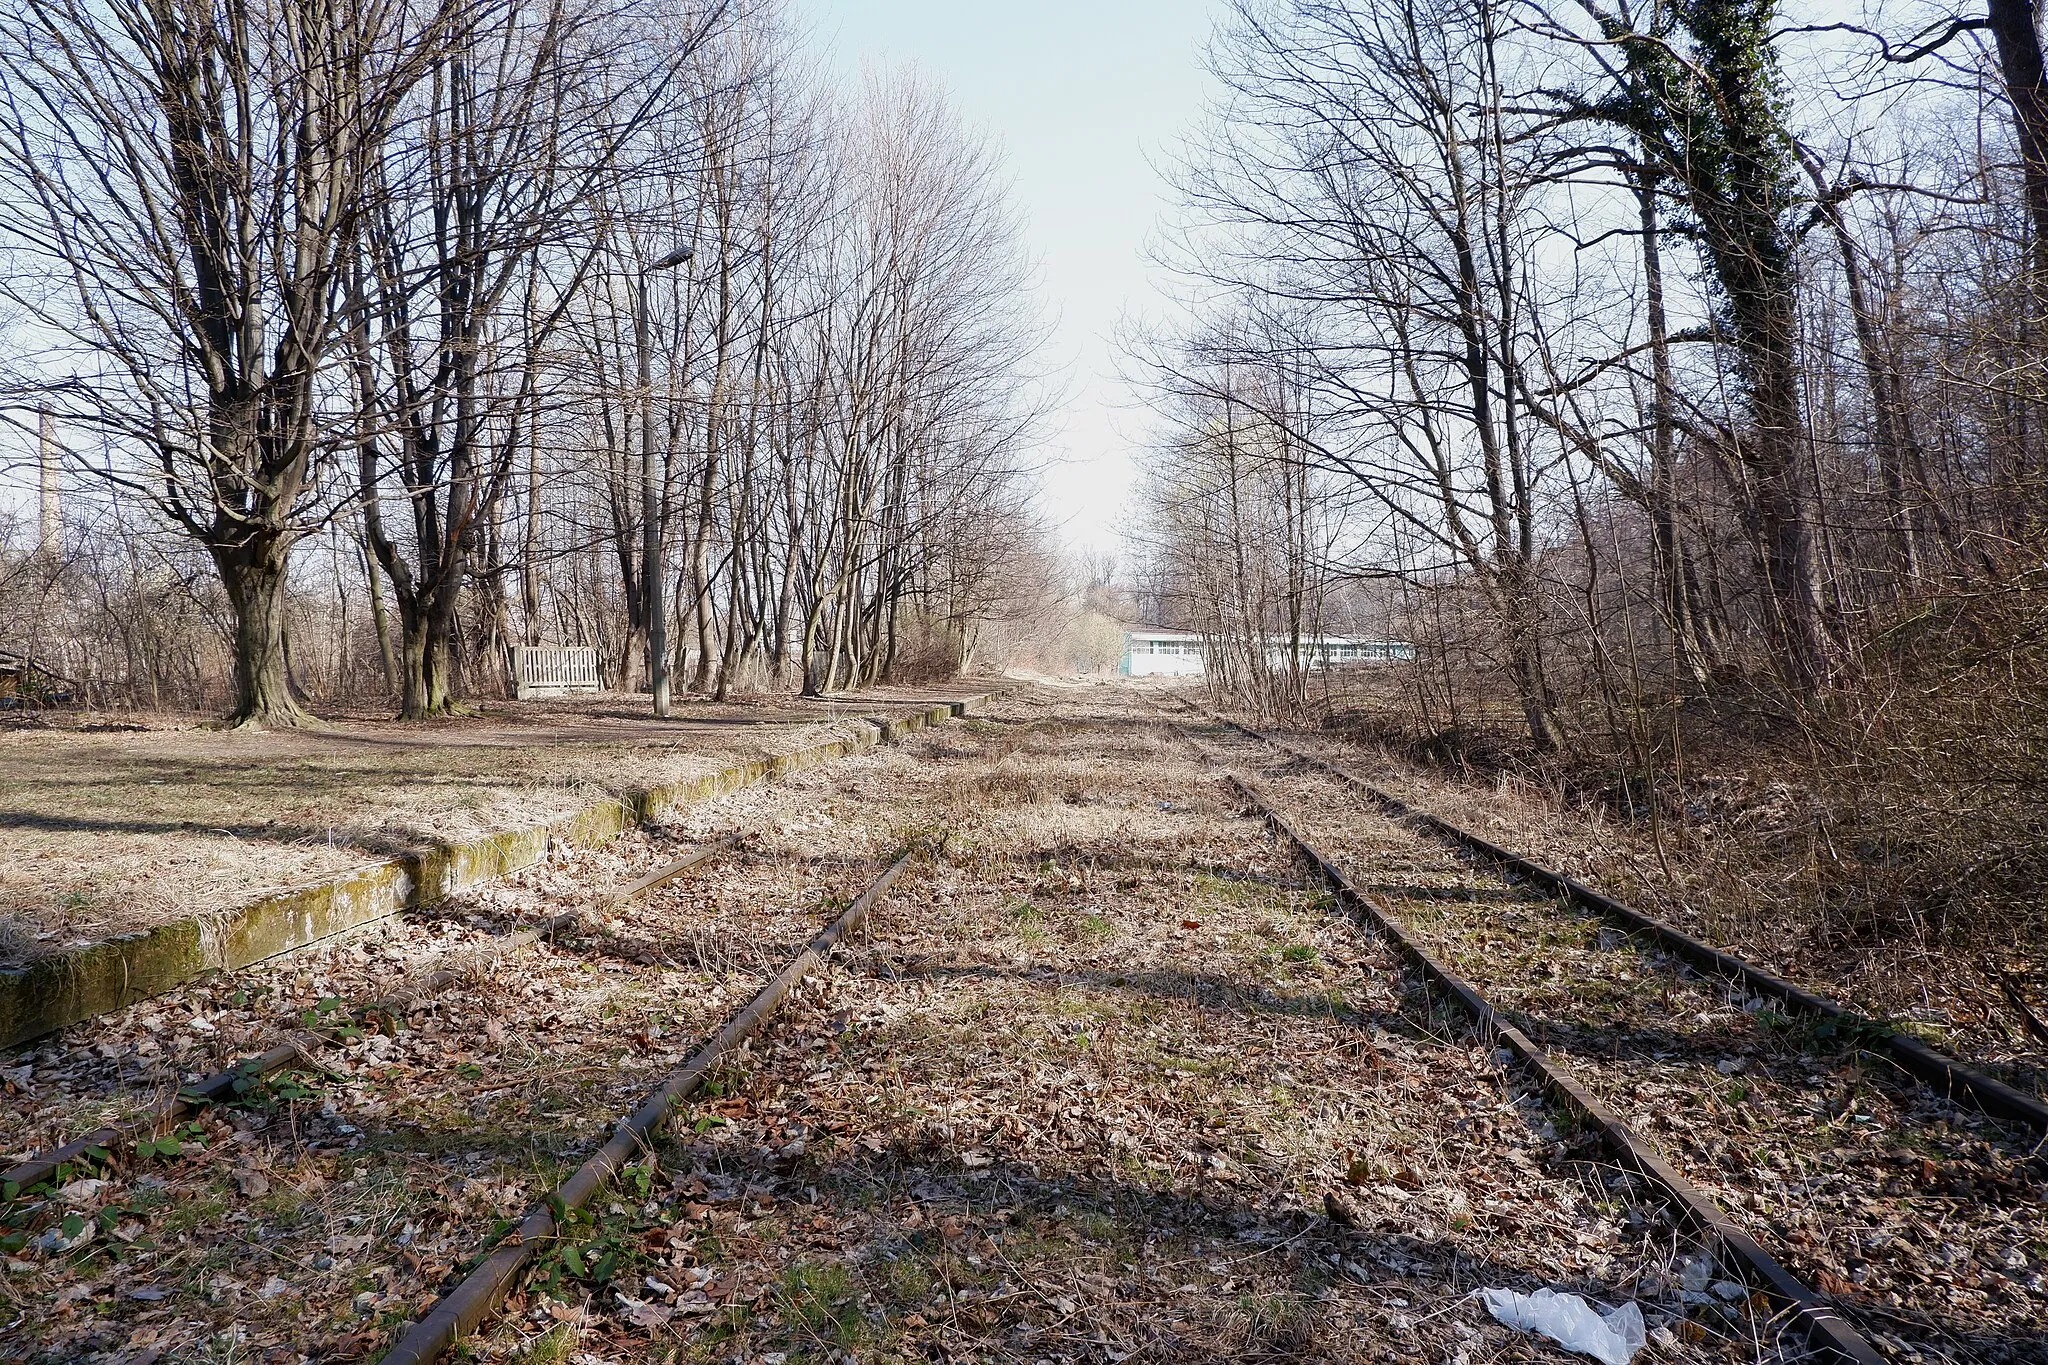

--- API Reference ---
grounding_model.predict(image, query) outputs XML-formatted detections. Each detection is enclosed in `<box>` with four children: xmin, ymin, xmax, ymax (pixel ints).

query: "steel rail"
<box><xmin>1177</xmin><ymin>700</ymin><xmax>2048</xmax><ymax>1137</ymax></box>
<box><xmin>2</xmin><ymin>836</ymin><xmax>744</xmax><ymax>1198</ymax></box>
<box><xmin>596</xmin><ymin>833</ymin><xmax>745</xmax><ymax>912</ymax></box>
<box><xmin>376</xmin><ymin>848</ymin><xmax>915</xmax><ymax>1365</ymax></box>
<box><xmin>1214</xmin><ymin>765</ymin><xmax>1881</xmax><ymax>1365</ymax></box>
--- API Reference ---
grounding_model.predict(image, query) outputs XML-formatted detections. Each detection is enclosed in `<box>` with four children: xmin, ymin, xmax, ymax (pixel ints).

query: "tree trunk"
<box><xmin>1609</xmin><ymin>0</ymin><xmax>1840</xmax><ymax>682</ymax></box>
<box><xmin>1634</xmin><ymin>162</ymin><xmax>1713</xmax><ymax>686</ymax></box>
<box><xmin>771</xmin><ymin>540</ymin><xmax>798</xmax><ymax>683</ymax></box>
<box><xmin>1989</xmin><ymin>0</ymin><xmax>2048</xmax><ymax>513</ymax></box>
<box><xmin>1799</xmin><ymin>151</ymin><xmax>1925</xmax><ymax>585</ymax></box>
<box><xmin>1990</xmin><ymin>0</ymin><xmax>2048</xmax><ymax>282</ymax></box>
<box><xmin>798</xmin><ymin>599</ymin><xmax>826</xmax><ymax>697</ymax></box>
<box><xmin>1500</xmin><ymin>569</ymin><xmax>1563</xmax><ymax>752</ymax></box>
<box><xmin>1746</xmin><ymin>353</ymin><xmax>1836</xmax><ymax>685</ymax></box>
<box><xmin>361</xmin><ymin>529</ymin><xmax>399</xmax><ymax>695</ymax></box>
<box><xmin>212</xmin><ymin>535</ymin><xmax>315</xmax><ymax>729</ymax></box>
<box><xmin>523</xmin><ymin>408</ymin><xmax>544</xmax><ymax>647</ymax></box>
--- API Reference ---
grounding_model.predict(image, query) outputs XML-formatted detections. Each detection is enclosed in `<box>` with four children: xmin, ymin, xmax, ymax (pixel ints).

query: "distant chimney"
<box><xmin>38</xmin><ymin>411</ymin><xmax>58</xmax><ymax>554</ymax></box>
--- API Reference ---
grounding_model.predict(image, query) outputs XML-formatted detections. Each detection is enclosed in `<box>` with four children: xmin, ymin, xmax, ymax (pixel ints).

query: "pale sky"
<box><xmin>798</xmin><ymin>0</ymin><xmax>1227</xmax><ymax>560</ymax></box>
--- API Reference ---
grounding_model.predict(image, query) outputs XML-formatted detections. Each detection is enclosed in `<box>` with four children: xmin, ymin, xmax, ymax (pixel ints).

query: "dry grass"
<box><xmin>6</xmin><ymin>686</ymin><xmax>1775</xmax><ymax>1364</ymax></box>
<box><xmin>1269</xmin><ymin>578</ymin><xmax>2048</xmax><ymax>1089</ymax></box>
<box><xmin>0</xmin><ymin>685</ymin><xmax>975</xmax><ymax>958</ymax></box>
<box><xmin>0</xmin><ymin>748</ymin><xmax>914</xmax><ymax>1362</ymax></box>
<box><xmin>1193</xmin><ymin>717</ymin><xmax>2047</xmax><ymax>1360</ymax></box>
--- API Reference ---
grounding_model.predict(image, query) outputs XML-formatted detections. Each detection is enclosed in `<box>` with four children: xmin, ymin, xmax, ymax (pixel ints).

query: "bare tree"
<box><xmin>0</xmin><ymin>0</ymin><xmax>460</xmax><ymax>726</ymax></box>
<box><xmin>1</xmin><ymin>0</ymin><xmax>1053</xmax><ymax>718</ymax></box>
<box><xmin>349</xmin><ymin>0</ymin><xmax>728</xmax><ymax>717</ymax></box>
<box><xmin>1148</xmin><ymin>0</ymin><xmax>1569</xmax><ymax>744</ymax></box>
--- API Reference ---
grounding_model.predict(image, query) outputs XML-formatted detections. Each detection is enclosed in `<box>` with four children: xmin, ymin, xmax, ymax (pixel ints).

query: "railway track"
<box><xmin>1172</xmin><ymin>699</ymin><xmax>2048</xmax><ymax>1136</ymax></box>
<box><xmin>1166</xmin><ymin>704</ymin><xmax>2046</xmax><ymax>1365</ymax></box>
<box><xmin>10</xmin><ymin>687</ymin><xmax>2030</xmax><ymax>1364</ymax></box>
<box><xmin>1</xmin><ymin>837</ymin><xmax>744</xmax><ymax>1199</ymax></box>
<box><xmin>0</xmin><ymin>704</ymin><xmax>1006</xmax><ymax>1363</ymax></box>
<box><xmin>355</xmin><ymin>693</ymin><xmax>1781</xmax><ymax>1365</ymax></box>
<box><xmin>378</xmin><ymin>848</ymin><xmax>917</xmax><ymax>1365</ymax></box>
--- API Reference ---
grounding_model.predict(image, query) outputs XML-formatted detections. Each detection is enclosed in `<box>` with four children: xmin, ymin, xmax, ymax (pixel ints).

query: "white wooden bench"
<box><xmin>512</xmin><ymin>646</ymin><xmax>602</xmax><ymax>700</ymax></box>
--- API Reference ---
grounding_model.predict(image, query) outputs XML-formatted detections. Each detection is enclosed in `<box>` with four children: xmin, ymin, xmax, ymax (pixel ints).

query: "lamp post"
<box><xmin>638</xmin><ymin>243</ymin><xmax>692</xmax><ymax>718</ymax></box>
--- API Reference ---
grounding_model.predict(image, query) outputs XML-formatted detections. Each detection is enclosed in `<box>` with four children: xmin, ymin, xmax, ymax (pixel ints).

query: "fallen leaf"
<box><xmin>1324</xmin><ymin>1190</ymin><xmax>1366</xmax><ymax>1228</ymax></box>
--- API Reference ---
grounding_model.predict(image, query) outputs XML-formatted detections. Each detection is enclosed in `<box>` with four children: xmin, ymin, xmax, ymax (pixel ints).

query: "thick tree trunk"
<box><xmin>1746</xmin><ymin>347</ymin><xmax>1837</xmax><ymax>685</ymax></box>
<box><xmin>769</xmin><ymin>542</ymin><xmax>797</xmax><ymax>683</ymax></box>
<box><xmin>523</xmin><ymin>422</ymin><xmax>545</xmax><ymax>648</ymax></box>
<box><xmin>1610</xmin><ymin>1</ymin><xmax>1840</xmax><ymax>682</ymax></box>
<box><xmin>212</xmin><ymin>535</ymin><xmax>316</xmax><ymax>729</ymax></box>
<box><xmin>393</xmin><ymin>614</ymin><xmax>461</xmax><ymax>720</ymax></box>
<box><xmin>1990</xmin><ymin>0</ymin><xmax>2048</xmax><ymax>282</ymax></box>
<box><xmin>1498</xmin><ymin>568</ymin><xmax>1563</xmax><ymax>752</ymax></box>
<box><xmin>397</xmin><ymin>607</ymin><xmax>429</xmax><ymax>721</ymax></box>
<box><xmin>1989</xmin><ymin>0</ymin><xmax>2048</xmax><ymax>513</ymax></box>
<box><xmin>393</xmin><ymin>583</ymin><xmax>465</xmax><ymax>720</ymax></box>
<box><xmin>713</xmin><ymin>550</ymin><xmax>747</xmax><ymax>700</ymax></box>
<box><xmin>823</xmin><ymin>588</ymin><xmax>850</xmax><ymax>693</ymax></box>
<box><xmin>798</xmin><ymin>600</ymin><xmax>826</xmax><ymax>697</ymax></box>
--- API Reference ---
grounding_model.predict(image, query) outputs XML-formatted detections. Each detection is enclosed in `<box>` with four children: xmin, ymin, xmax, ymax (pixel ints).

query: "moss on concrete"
<box><xmin>0</xmin><ymin>696</ymin><xmax>988</xmax><ymax>1049</ymax></box>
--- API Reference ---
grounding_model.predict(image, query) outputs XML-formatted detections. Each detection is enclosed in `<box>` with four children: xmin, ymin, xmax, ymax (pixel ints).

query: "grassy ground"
<box><xmin>1286</xmin><ymin>673</ymin><xmax>2048</xmax><ymax>1093</ymax></box>
<box><xmin>1188</xmin><ymin>718</ymin><xmax>2046</xmax><ymax>1364</ymax></box>
<box><xmin>2</xmin><ymin>688</ymin><xmax>1776</xmax><ymax>1364</ymax></box>
<box><xmin>0</xmin><ymin>685</ymin><xmax>973</xmax><ymax>963</ymax></box>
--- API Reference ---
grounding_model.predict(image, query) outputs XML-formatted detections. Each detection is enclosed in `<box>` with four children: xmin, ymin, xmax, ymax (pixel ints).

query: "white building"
<box><xmin>1121</xmin><ymin>628</ymin><xmax>1208</xmax><ymax>677</ymax></box>
<box><xmin>1120</xmin><ymin>628</ymin><xmax>1414</xmax><ymax>677</ymax></box>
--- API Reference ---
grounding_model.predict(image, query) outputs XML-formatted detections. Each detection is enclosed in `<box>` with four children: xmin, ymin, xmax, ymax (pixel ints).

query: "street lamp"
<box><xmin>638</xmin><ymin>242</ymin><xmax>692</xmax><ymax>717</ymax></box>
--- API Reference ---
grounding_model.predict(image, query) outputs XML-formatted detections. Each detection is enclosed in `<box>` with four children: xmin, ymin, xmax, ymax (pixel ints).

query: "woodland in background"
<box><xmin>1135</xmin><ymin>0</ymin><xmax>2048</xmax><ymax>960</ymax></box>
<box><xmin>0</xmin><ymin>0</ymin><xmax>1049</xmax><ymax>723</ymax></box>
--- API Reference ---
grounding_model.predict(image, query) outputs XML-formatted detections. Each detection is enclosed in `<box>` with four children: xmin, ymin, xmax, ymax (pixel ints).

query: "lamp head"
<box><xmin>649</xmin><ymin>244</ymin><xmax>695</xmax><ymax>271</ymax></box>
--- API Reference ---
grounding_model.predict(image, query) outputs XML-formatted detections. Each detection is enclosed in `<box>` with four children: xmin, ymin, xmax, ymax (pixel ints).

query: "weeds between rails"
<box><xmin>1154</xmin><ymin>713</ymin><xmax>1866</xmax><ymax>1354</ymax></box>
<box><xmin>377</xmin><ymin>848</ymin><xmax>916</xmax><ymax>1365</ymax></box>
<box><xmin>4</xmin><ymin>696</ymin><xmax>1950</xmax><ymax>1363</ymax></box>
<box><xmin>374</xmin><ymin>697</ymin><xmax>1778</xmax><ymax>1365</ymax></box>
<box><xmin>2</xmin><ymin>702</ymin><xmax>999</xmax><ymax>1363</ymax></box>
<box><xmin>1196</xmin><ymin>757</ymin><xmax>1880</xmax><ymax>1363</ymax></box>
<box><xmin>1169</xmin><ymin>713</ymin><xmax>2046</xmax><ymax>1364</ymax></box>
<box><xmin>1174</xmin><ymin>698</ymin><xmax>2047</xmax><ymax>1138</ymax></box>
<box><xmin>0</xmin><ymin>832</ymin><xmax>752</xmax><ymax>1356</ymax></box>
<box><xmin>1</xmin><ymin>837</ymin><xmax>746</xmax><ymax>1205</ymax></box>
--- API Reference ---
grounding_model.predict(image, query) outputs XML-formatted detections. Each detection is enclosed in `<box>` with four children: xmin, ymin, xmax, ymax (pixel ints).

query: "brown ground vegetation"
<box><xmin>1188</xmin><ymin>715</ymin><xmax>2044</xmax><ymax>1360</ymax></box>
<box><xmin>0</xmin><ymin>687</ymin><xmax>974</xmax><ymax>962</ymax></box>
<box><xmin>4</xmin><ymin>686</ymin><xmax>1816</xmax><ymax>1364</ymax></box>
<box><xmin>1252</xmin><ymin>573</ymin><xmax>2048</xmax><ymax>1095</ymax></box>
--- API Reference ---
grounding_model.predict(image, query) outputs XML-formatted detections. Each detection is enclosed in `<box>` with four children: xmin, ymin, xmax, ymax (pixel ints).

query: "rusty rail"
<box><xmin>599</xmin><ymin>833</ymin><xmax>743</xmax><ymax>910</ymax></box>
<box><xmin>1217</xmin><ymin>768</ymin><xmax>1881</xmax><ymax>1365</ymax></box>
<box><xmin>1178</xmin><ymin>700</ymin><xmax>2048</xmax><ymax>1137</ymax></box>
<box><xmin>376</xmin><ymin>848</ymin><xmax>915</xmax><ymax>1365</ymax></box>
<box><xmin>2</xmin><ymin>836</ymin><xmax>743</xmax><ymax>1198</ymax></box>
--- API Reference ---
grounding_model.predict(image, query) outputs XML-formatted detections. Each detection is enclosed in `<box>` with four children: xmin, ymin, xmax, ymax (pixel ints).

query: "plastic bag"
<box><xmin>1482</xmin><ymin>1287</ymin><xmax>1647</xmax><ymax>1365</ymax></box>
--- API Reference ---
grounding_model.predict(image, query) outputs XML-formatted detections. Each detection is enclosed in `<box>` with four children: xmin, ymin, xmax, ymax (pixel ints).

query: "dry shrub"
<box><xmin>884</xmin><ymin>610</ymin><xmax>973</xmax><ymax>683</ymax></box>
<box><xmin>1788</xmin><ymin>568</ymin><xmax>2048</xmax><ymax>950</ymax></box>
<box><xmin>1665</xmin><ymin>571</ymin><xmax>2048</xmax><ymax>961</ymax></box>
<box><xmin>1320</xmin><ymin>569</ymin><xmax>2048</xmax><ymax>969</ymax></box>
<box><xmin>0</xmin><ymin>913</ymin><xmax>32</xmax><ymax>967</ymax></box>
